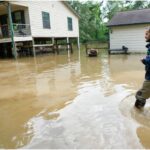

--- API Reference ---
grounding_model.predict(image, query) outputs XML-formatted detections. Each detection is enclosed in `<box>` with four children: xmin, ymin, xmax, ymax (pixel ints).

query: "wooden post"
<box><xmin>66</xmin><ymin>37</ymin><xmax>69</xmax><ymax>51</ymax></box>
<box><xmin>32</xmin><ymin>38</ymin><xmax>36</xmax><ymax>57</ymax></box>
<box><xmin>77</xmin><ymin>37</ymin><xmax>80</xmax><ymax>50</ymax></box>
<box><xmin>55</xmin><ymin>39</ymin><xmax>59</xmax><ymax>54</ymax></box>
<box><xmin>108</xmin><ymin>29</ymin><xmax>110</xmax><ymax>54</ymax></box>
<box><xmin>52</xmin><ymin>37</ymin><xmax>55</xmax><ymax>44</ymax></box>
<box><xmin>70</xmin><ymin>43</ymin><xmax>73</xmax><ymax>54</ymax></box>
<box><xmin>8</xmin><ymin>2</ymin><xmax>17</xmax><ymax>59</ymax></box>
<box><xmin>52</xmin><ymin>37</ymin><xmax>55</xmax><ymax>53</ymax></box>
<box><xmin>85</xmin><ymin>43</ymin><xmax>88</xmax><ymax>55</ymax></box>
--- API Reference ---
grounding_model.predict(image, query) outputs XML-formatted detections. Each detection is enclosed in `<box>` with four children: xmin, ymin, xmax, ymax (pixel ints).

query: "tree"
<box><xmin>131</xmin><ymin>1</ymin><xmax>147</xmax><ymax>9</ymax></box>
<box><xmin>102</xmin><ymin>1</ymin><xmax>125</xmax><ymax>21</ymax></box>
<box><xmin>67</xmin><ymin>0</ymin><xmax>105</xmax><ymax>43</ymax></box>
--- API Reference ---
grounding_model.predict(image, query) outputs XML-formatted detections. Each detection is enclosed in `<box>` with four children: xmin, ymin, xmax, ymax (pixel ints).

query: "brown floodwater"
<box><xmin>0</xmin><ymin>49</ymin><xmax>150</xmax><ymax>149</ymax></box>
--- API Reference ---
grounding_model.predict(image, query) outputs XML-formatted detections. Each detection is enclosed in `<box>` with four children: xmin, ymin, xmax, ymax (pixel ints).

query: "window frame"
<box><xmin>67</xmin><ymin>17</ymin><xmax>73</xmax><ymax>31</ymax></box>
<box><xmin>42</xmin><ymin>11</ymin><xmax>51</xmax><ymax>29</ymax></box>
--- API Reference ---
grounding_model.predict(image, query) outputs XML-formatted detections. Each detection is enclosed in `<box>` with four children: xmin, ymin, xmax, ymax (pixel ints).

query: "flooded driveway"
<box><xmin>0</xmin><ymin>50</ymin><xmax>150</xmax><ymax>149</ymax></box>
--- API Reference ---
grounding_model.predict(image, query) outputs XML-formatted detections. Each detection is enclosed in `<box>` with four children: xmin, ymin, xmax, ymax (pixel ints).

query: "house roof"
<box><xmin>62</xmin><ymin>1</ymin><xmax>80</xmax><ymax>19</ymax></box>
<box><xmin>107</xmin><ymin>8</ymin><xmax>150</xmax><ymax>27</ymax></box>
<box><xmin>0</xmin><ymin>1</ymin><xmax>80</xmax><ymax>18</ymax></box>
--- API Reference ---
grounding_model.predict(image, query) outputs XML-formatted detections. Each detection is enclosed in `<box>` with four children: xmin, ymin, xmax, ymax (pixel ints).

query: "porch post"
<box><xmin>52</xmin><ymin>37</ymin><xmax>55</xmax><ymax>53</ymax></box>
<box><xmin>32</xmin><ymin>38</ymin><xmax>36</xmax><ymax>57</ymax></box>
<box><xmin>52</xmin><ymin>37</ymin><xmax>55</xmax><ymax>44</ymax></box>
<box><xmin>66</xmin><ymin>37</ymin><xmax>70</xmax><ymax>59</ymax></box>
<box><xmin>77</xmin><ymin>37</ymin><xmax>80</xmax><ymax>61</ymax></box>
<box><xmin>66</xmin><ymin>37</ymin><xmax>69</xmax><ymax>51</ymax></box>
<box><xmin>8</xmin><ymin>2</ymin><xmax>17</xmax><ymax>59</ymax></box>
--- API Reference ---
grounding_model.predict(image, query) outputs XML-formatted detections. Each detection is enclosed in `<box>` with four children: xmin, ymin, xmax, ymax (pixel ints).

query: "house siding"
<box><xmin>109</xmin><ymin>24</ymin><xmax>150</xmax><ymax>52</ymax></box>
<box><xmin>27</xmin><ymin>1</ymin><xmax>79</xmax><ymax>38</ymax></box>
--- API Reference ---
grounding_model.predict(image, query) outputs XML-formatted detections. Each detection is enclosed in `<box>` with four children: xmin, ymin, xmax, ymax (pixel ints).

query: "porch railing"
<box><xmin>0</xmin><ymin>25</ymin><xmax>9</xmax><ymax>38</ymax></box>
<box><xmin>13</xmin><ymin>24</ymin><xmax>31</xmax><ymax>37</ymax></box>
<box><xmin>0</xmin><ymin>24</ymin><xmax>31</xmax><ymax>39</ymax></box>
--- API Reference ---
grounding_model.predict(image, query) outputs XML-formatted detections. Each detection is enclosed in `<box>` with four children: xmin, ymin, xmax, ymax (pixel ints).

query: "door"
<box><xmin>0</xmin><ymin>15</ymin><xmax>8</xmax><ymax>38</ymax></box>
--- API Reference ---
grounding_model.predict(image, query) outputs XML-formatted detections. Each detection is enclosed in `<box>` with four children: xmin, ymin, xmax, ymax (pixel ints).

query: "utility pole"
<box><xmin>8</xmin><ymin>2</ymin><xmax>17</xmax><ymax>59</ymax></box>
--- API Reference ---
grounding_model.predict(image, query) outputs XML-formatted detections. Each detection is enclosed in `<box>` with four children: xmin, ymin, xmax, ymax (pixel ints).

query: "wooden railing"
<box><xmin>0</xmin><ymin>24</ymin><xmax>31</xmax><ymax>39</ymax></box>
<box><xmin>13</xmin><ymin>24</ymin><xmax>31</xmax><ymax>37</ymax></box>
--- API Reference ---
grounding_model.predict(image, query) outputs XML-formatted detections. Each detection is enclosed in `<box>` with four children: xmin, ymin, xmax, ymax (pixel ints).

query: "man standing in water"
<box><xmin>135</xmin><ymin>28</ymin><xmax>150</xmax><ymax>109</ymax></box>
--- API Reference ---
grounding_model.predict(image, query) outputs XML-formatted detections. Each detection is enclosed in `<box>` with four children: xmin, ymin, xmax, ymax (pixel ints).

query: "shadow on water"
<box><xmin>0</xmin><ymin>49</ymin><xmax>150</xmax><ymax>148</ymax></box>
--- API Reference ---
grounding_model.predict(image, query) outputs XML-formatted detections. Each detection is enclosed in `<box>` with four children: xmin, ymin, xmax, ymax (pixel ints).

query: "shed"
<box><xmin>107</xmin><ymin>9</ymin><xmax>150</xmax><ymax>53</ymax></box>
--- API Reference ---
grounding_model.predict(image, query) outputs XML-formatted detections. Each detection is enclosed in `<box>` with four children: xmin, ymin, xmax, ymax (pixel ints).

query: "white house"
<box><xmin>0</xmin><ymin>1</ymin><xmax>80</xmax><ymax>58</ymax></box>
<box><xmin>107</xmin><ymin>9</ymin><xmax>150</xmax><ymax>53</ymax></box>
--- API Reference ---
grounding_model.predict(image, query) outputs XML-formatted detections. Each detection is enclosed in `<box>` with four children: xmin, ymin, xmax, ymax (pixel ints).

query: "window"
<box><xmin>42</xmin><ymin>11</ymin><xmax>50</xmax><ymax>29</ymax></box>
<box><xmin>67</xmin><ymin>17</ymin><xmax>73</xmax><ymax>31</ymax></box>
<box><xmin>14</xmin><ymin>12</ymin><xmax>22</xmax><ymax>23</ymax></box>
<box><xmin>12</xmin><ymin>11</ymin><xmax>25</xmax><ymax>24</ymax></box>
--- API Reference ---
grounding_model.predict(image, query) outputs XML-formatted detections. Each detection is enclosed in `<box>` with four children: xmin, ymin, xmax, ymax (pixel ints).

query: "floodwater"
<box><xmin>0</xmin><ymin>49</ymin><xmax>150</xmax><ymax>149</ymax></box>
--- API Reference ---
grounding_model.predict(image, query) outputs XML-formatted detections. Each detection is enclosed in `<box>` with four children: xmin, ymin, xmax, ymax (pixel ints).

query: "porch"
<box><xmin>0</xmin><ymin>1</ymin><xmax>32</xmax><ymax>58</ymax></box>
<box><xmin>0</xmin><ymin>2</ymin><xmax>31</xmax><ymax>41</ymax></box>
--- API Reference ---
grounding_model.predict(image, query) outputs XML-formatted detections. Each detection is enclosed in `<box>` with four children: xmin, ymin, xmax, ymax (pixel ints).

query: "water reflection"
<box><xmin>0</xmin><ymin>51</ymin><xmax>149</xmax><ymax>149</ymax></box>
<box><xmin>137</xmin><ymin>126</ymin><xmax>150</xmax><ymax>149</ymax></box>
<box><xmin>0</xmin><ymin>53</ymin><xmax>80</xmax><ymax>148</ymax></box>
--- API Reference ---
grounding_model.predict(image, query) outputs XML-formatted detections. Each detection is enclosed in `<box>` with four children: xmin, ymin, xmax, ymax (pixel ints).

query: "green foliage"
<box><xmin>68</xmin><ymin>0</ymin><xmax>105</xmax><ymax>43</ymax></box>
<box><xmin>67</xmin><ymin>0</ymin><xmax>150</xmax><ymax>43</ymax></box>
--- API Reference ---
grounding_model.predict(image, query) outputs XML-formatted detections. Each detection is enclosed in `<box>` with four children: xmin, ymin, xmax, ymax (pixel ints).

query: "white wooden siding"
<box><xmin>109</xmin><ymin>24</ymin><xmax>150</xmax><ymax>52</ymax></box>
<box><xmin>10</xmin><ymin>1</ymin><xmax>79</xmax><ymax>38</ymax></box>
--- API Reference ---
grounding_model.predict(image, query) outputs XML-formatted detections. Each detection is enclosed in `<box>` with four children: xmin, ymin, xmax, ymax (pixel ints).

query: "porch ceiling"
<box><xmin>0</xmin><ymin>3</ymin><xmax>28</xmax><ymax>15</ymax></box>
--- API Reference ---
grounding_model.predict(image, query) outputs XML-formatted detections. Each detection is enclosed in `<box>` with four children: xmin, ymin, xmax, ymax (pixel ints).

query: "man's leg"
<box><xmin>135</xmin><ymin>81</ymin><xmax>150</xmax><ymax>109</ymax></box>
<box><xmin>135</xmin><ymin>90</ymin><xmax>146</xmax><ymax>109</ymax></box>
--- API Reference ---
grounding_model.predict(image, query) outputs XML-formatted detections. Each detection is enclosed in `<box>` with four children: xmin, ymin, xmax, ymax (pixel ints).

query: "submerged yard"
<box><xmin>0</xmin><ymin>49</ymin><xmax>150</xmax><ymax>149</ymax></box>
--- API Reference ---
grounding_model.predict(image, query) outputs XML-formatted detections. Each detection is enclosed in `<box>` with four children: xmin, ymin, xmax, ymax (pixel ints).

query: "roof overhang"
<box><xmin>107</xmin><ymin>22</ymin><xmax>150</xmax><ymax>27</ymax></box>
<box><xmin>0</xmin><ymin>1</ymin><xmax>8</xmax><ymax>5</ymax></box>
<box><xmin>62</xmin><ymin>1</ymin><xmax>80</xmax><ymax>19</ymax></box>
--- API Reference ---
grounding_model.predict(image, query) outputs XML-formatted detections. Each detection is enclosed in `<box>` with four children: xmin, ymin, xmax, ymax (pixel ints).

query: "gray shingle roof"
<box><xmin>107</xmin><ymin>9</ymin><xmax>150</xmax><ymax>27</ymax></box>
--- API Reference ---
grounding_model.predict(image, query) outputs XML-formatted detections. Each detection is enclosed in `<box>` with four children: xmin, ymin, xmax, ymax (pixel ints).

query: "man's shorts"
<box><xmin>136</xmin><ymin>80</ymin><xmax>150</xmax><ymax>100</ymax></box>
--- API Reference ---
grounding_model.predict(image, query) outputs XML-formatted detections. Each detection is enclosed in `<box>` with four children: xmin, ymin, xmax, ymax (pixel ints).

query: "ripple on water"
<box><xmin>119</xmin><ymin>94</ymin><xmax>150</xmax><ymax>127</ymax></box>
<box><xmin>119</xmin><ymin>94</ymin><xmax>150</xmax><ymax>149</ymax></box>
